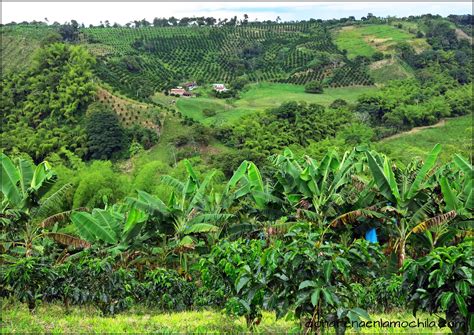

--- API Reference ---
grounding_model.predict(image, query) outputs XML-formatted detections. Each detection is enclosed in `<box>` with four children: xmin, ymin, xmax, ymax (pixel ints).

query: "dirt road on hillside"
<box><xmin>381</xmin><ymin>119</ymin><xmax>447</xmax><ymax>141</ymax></box>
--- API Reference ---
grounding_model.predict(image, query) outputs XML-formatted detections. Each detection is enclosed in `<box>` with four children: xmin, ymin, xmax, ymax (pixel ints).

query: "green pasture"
<box><xmin>172</xmin><ymin>83</ymin><xmax>377</xmax><ymax>125</ymax></box>
<box><xmin>376</xmin><ymin>115</ymin><xmax>473</xmax><ymax>164</ymax></box>
<box><xmin>334</xmin><ymin>24</ymin><xmax>429</xmax><ymax>58</ymax></box>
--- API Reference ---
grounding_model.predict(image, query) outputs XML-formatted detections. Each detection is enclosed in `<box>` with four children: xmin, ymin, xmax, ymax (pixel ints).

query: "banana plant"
<box><xmin>365</xmin><ymin>144</ymin><xmax>458</xmax><ymax>268</ymax></box>
<box><xmin>70</xmin><ymin>204</ymin><xmax>148</xmax><ymax>253</ymax></box>
<box><xmin>1</xmin><ymin>153</ymin><xmax>55</xmax><ymax>212</ymax></box>
<box><xmin>422</xmin><ymin>154</ymin><xmax>474</xmax><ymax>249</ymax></box>
<box><xmin>1</xmin><ymin>153</ymin><xmax>88</xmax><ymax>257</ymax></box>
<box><xmin>128</xmin><ymin>159</ymin><xmax>275</xmax><ymax>245</ymax></box>
<box><xmin>271</xmin><ymin>148</ymin><xmax>377</xmax><ymax>240</ymax></box>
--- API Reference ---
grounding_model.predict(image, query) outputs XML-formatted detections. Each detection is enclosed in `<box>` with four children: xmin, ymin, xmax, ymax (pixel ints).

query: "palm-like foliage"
<box><xmin>0</xmin><ymin>153</ymin><xmax>87</xmax><ymax>257</ymax></box>
<box><xmin>365</xmin><ymin>144</ymin><xmax>459</xmax><ymax>268</ymax></box>
<box><xmin>271</xmin><ymin>148</ymin><xmax>376</xmax><ymax>238</ymax></box>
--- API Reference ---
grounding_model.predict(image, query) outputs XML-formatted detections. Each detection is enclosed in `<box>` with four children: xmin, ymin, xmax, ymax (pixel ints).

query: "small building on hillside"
<box><xmin>212</xmin><ymin>83</ymin><xmax>227</xmax><ymax>92</ymax></box>
<box><xmin>183</xmin><ymin>82</ymin><xmax>198</xmax><ymax>91</ymax></box>
<box><xmin>170</xmin><ymin>87</ymin><xmax>192</xmax><ymax>97</ymax></box>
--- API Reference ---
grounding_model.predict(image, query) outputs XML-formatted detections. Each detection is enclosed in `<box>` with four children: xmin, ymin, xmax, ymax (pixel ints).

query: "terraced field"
<box><xmin>96</xmin><ymin>87</ymin><xmax>161</xmax><ymax>133</ymax></box>
<box><xmin>333</xmin><ymin>24</ymin><xmax>430</xmax><ymax>58</ymax></box>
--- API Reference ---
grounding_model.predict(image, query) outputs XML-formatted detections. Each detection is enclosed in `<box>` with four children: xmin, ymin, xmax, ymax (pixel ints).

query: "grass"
<box><xmin>333</xmin><ymin>24</ymin><xmax>429</xmax><ymax>59</ymax></box>
<box><xmin>369</xmin><ymin>58</ymin><xmax>414</xmax><ymax>84</ymax></box>
<box><xmin>168</xmin><ymin>83</ymin><xmax>377</xmax><ymax>125</ymax></box>
<box><xmin>376</xmin><ymin>115</ymin><xmax>473</xmax><ymax>164</ymax></box>
<box><xmin>1</xmin><ymin>302</ymin><xmax>453</xmax><ymax>334</ymax></box>
<box><xmin>132</xmin><ymin>114</ymin><xmax>191</xmax><ymax>166</ymax></box>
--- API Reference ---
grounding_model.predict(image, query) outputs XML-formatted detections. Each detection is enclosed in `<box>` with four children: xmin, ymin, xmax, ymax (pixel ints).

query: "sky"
<box><xmin>1</xmin><ymin>2</ymin><xmax>472</xmax><ymax>26</ymax></box>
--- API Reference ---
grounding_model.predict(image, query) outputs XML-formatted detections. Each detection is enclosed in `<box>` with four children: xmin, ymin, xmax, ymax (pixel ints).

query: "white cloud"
<box><xmin>1</xmin><ymin>2</ymin><xmax>471</xmax><ymax>25</ymax></box>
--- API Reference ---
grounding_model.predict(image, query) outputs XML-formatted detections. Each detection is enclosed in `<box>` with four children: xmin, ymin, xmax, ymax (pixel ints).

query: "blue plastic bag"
<box><xmin>365</xmin><ymin>227</ymin><xmax>378</xmax><ymax>243</ymax></box>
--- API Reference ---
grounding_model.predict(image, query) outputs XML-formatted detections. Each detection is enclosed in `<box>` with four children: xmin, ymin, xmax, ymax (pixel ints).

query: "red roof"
<box><xmin>170</xmin><ymin>88</ymin><xmax>186</xmax><ymax>95</ymax></box>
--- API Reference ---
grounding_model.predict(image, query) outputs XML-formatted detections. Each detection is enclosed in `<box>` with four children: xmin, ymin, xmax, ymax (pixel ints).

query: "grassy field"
<box><xmin>376</xmin><ymin>115</ymin><xmax>473</xmax><ymax>164</ymax></box>
<box><xmin>333</xmin><ymin>24</ymin><xmax>429</xmax><ymax>58</ymax></box>
<box><xmin>1</xmin><ymin>302</ymin><xmax>453</xmax><ymax>334</ymax></box>
<box><xmin>164</xmin><ymin>83</ymin><xmax>377</xmax><ymax>125</ymax></box>
<box><xmin>369</xmin><ymin>58</ymin><xmax>414</xmax><ymax>84</ymax></box>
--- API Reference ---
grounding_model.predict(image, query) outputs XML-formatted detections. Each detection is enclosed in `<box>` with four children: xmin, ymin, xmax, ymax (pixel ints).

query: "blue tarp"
<box><xmin>365</xmin><ymin>228</ymin><xmax>378</xmax><ymax>243</ymax></box>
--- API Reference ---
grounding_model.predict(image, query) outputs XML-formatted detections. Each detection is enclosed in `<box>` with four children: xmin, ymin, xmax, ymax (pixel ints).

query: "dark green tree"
<box><xmin>304</xmin><ymin>81</ymin><xmax>324</xmax><ymax>94</ymax></box>
<box><xmin>86</xmin><ymin>103</ymin><xmax>127</xmax><ymax>160</ymax></box>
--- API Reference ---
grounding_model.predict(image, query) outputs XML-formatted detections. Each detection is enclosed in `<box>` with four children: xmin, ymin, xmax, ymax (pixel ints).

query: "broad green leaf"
<box><xmin>406</xmin><ymin>144</ymin><xmax>441</xmax><ymax>200</ymax></box>
<box><xmin>351</xmin><ymin>307</ymin><xmax>371</xmax><ymax>320</ymax></box>
<box><xmin>440</xmin><ymin>177</ymin><xmax>457</xmax><ymax>212</ymax></box>
<box><xmin>299</xmin><ymin>280</ymin><xmax>316</xmax><ymax>290</ymax></box>
<box><xmin>323</xmin><ymin>260</ymin><xmax>333</xmax><ymax>283</ymax></box>
<box><xmin>124</xmin><ymin>207</ymin><xmax>147</xmax><ymax>233</ymax></box>
<box><xmin>93</xmin><ymin>209</ymin><xmax>120</xmax><ymax>242</ymax></box>
<box><xmin>453</xmin><ymin>154</ymin><xmax>473</xmax><ymax>176</ymax></box>
<box><xmin>129</xmin><ymin>191</ymin><xmax>170</xmax><ymax>215</ymax></box>
<box><xmin>0</xmin><ymin>153</ymin><xmax>21</xmax><ymax>206</ymax></box>
<box><xmin>226</xmin><ymin>161</ymin><xmax>248</xmax><ymax>191</ymax></box>
<box><xmin>236</xmin><ymin>276</ymin><xmax>250</xmax><ymax>293</ymax></box>
<box><xmin>322</xmin><ymin>288</ymin><xmax>334</xmax><ymax>306</ymax></box>
<box><xmin>17</xmin><ymin>158</ymin><xmax>34</xmax><ymax>195</ymax></box>
<box><xmin>70</xmin><ymin>211</ymin><xmax>99</xmax><ymax>242</ymax></box>
<box><xmin>366</xmin><ymin>151</ymin><xmax>396</xmax><ymax>204</ymax></box>
<box><xmin>439</xmin><ymin>292</ymin><xmax>454</xmax><ymax>310</ymax></box>
<box><xmin>247</xmin><ymin>162</ymin><xmax>264</xmax><ymax>192</ymax></box>
<box><xmin>31</xmin><ymin>161</ymin><xmax>54</xmax><ymax>191</ymax></box>
<box><xmin>383</xmin><ymin>157</ymin><xmax>400</xmax><ymax>202</ymax></box>
<box><xmin>71</xmin><ymin>211</ymin><xmax>117</xmax><ymax>244</ymax></box>
<box><xmin>178</xmin><ymin>236</ymin><xmax>194</xmax><ymax>247</ymax></box>
<box><xmin>123</xmin><ymin>207</ymin><xmax>148</xmax><ymax>242</ymax></box>
<box><xmin>183</xmin><ymin>223</ymin><xmax>218</xmax><ymax>234</ymax></box>
<box><xmin>311</xmin><ymin>288</ymin><xmax>321</xmax><ymax>307</ymax></box>
<box><xmin>184</xmin><ymin>159</ymin><xmax>199</xmax><ymax>185</ymax></box>
<box><xmin>239</xmin><ymin>299</ymin><xmax>250</xmax><ymax>312</ymax></box>
<box><xmin>160</xmin><ymin>175</ymin><xmax>184</xmax><ymax>193</ymax></box>
<box><xmin>454</xmin><ymin>293</ymin><xmax>467</xmax><ymax>317</ymax></box>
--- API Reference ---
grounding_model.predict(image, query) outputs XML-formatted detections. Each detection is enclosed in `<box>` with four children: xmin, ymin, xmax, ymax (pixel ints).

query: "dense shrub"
<box><xmin>352</xmin><ymin>274</ymin><xmax>405</xmax><ymax>313</ymax></box>
<box><xmin>2</xmin><ymin>256</ymin><xmax>217</xmax><ymax>315</ymax></box>
<box><xmin>141</xmin><ymin>268</ymin><xmax>195</xmax><ymax>311</ymax></box>
<box><xmin>402</xmin><ymin>241</ymin><xmax>473</xmax><ymax>334</ymax></box>
<box><xmin>86</xmin><ymin>103</ymin><xmax>128</xmax><ymax>160</ymax></box>
<box><xmin>2</xmin><ymin>257</ymin><xmax>56</xmax><ymax>311</ymax></box>
<box><xmin>202</xmin><ymin>108</ymin><xmax>217</xmax><ymax>117</ymax></box>
<box><xmin>200</xmin><ymin>224</ymin><xmax>386</xmax><ymax>331</ymax></box>
<box><xmin>304</xmin><ymin>80</ymin><xmax>324</xmax><ymax>94</ymax></box>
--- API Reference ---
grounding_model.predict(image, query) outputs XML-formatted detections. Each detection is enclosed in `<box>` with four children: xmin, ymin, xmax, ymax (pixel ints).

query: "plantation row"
<box><xmin>278</xmin><ymin>63</ymin><xmax>374</xmax><ymax>86</ymax></box>
<box><xmin>78</xmin><ymin>22</ymin><xmax>371</xmax><ymax>97</ymax></box>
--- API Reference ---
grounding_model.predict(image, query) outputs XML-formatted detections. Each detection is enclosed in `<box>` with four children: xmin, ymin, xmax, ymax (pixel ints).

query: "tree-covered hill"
<box><xmin>0</xmin><ymin>13</ymin><xmax>471</xmax><ymax>166</ymax></box>
<box><xmin>84</xmin><ymin>23</ymin><xmax>374</xmax><ymax>98</ymax></box>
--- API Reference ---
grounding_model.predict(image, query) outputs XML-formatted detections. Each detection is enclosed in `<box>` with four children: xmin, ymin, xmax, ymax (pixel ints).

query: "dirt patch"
<box><xmin>369</xmin><ymin>58</ymin><xmax>395</xmax><ymax>70</ymax></box>
<box><xmin>340</xmin><ymin>26</ymin><xmax>356</xmax><ymax>31</ymax></box>
<box><xmin>381</xmin><ymin>119</ymin><xmax>447</xmax><ymax>141</ymax></box>
<box><xmin>363</xmin><ymin>35</ymin><xmax>394</xmax><ymax>52</ymax></box>
<box><xmin>455</xmin><ymin>28</ymin><xmax>473</xmax><ymax>45</ymax></box>
<box><xmin>200</xmin><ymin>145</ymin><xmax>221</xmax><ymax>156</ymax></box>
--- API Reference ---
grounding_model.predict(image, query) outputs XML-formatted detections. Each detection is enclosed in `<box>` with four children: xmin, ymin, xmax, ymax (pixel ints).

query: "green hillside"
<box><xmin>164</xmin><ymin>83</ymin><xmax>376</xmax><ymax>125</ymax></box>
<box><xmin>333</xmin><ymin>24</ymin><xmax>430</xmax><ymax>58</ymax></box>
<box><xmin>83</xmin><ymin>23</ymin><xmax>374</xmax><ymax>98</ymax></box>
<box><xmin>376</xmin><ymin>115</ymin><xmax>473</xmax><ymax>163</ymax></box>
<box><xmin>0</xmin><ymin>25</ymin><xmax>53</xmax><ymax>73</ymax></box>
